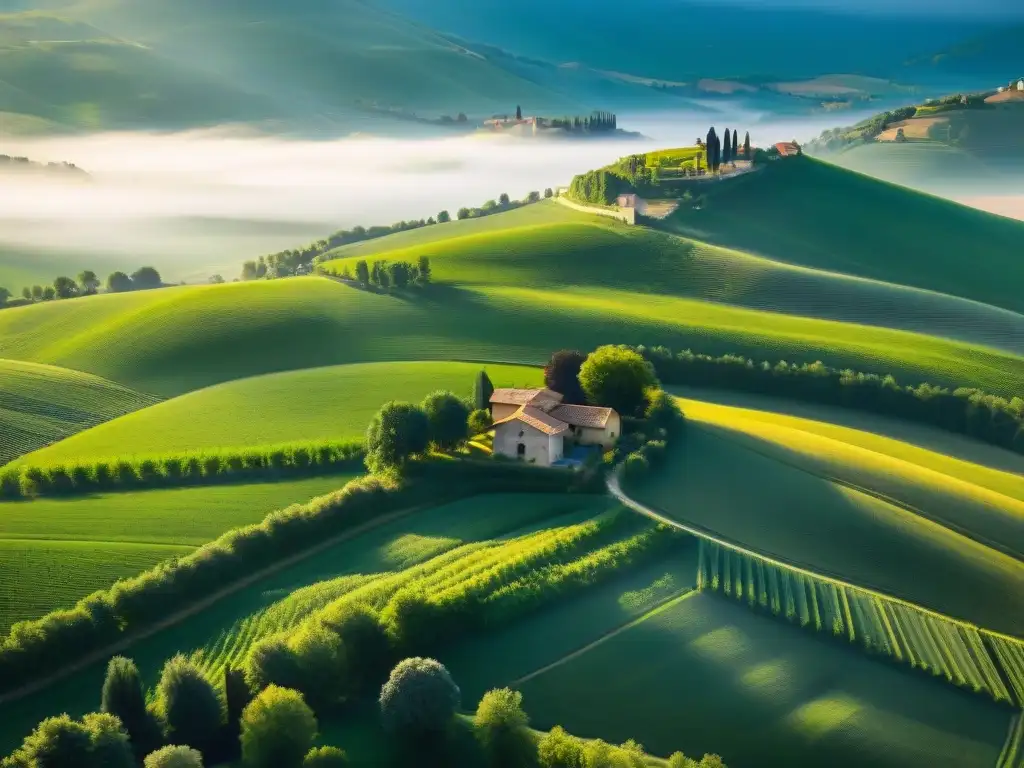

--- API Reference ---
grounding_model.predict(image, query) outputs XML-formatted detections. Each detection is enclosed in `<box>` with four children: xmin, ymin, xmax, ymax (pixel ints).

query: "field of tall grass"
<box><xmin>0</xmin><ymin>475</ymin><xmax>355</xmax><ymax>632</ymax></box>
<box><xmin>18</xmin><ymin>361</ymin><xmax>541</xmax><ymax>463</ymax></box>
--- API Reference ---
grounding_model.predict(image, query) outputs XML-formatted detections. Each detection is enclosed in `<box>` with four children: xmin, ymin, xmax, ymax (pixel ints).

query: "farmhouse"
<box><xmin>489</xmin><ymin>388</ymin><xmax>620</xmax><ymax>467</ymax></box>
<box><xmin>774</xmin><ymin>142</ymin><xmax>801</xmax><ymax>157</ymax></box>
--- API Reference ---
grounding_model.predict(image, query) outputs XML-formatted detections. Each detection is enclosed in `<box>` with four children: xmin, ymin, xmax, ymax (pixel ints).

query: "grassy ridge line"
<box><xmin>701</xmin><ymin>422</ymin><xmax>1024</xmax><ymax>562</ymax></box>
<box><xmin>609</xmin><ymin>471</ymin><xmax>1022</xmax><ymax>644</ymax></box>
<box><xmin>509</xmin><ymin>589</ymin><xmax>697</xmax><ymax>687</ymax></box>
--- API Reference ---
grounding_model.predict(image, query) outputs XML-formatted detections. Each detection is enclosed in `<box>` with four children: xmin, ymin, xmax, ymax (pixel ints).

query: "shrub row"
<box><xmin>0</xmin><ymin>461</ymin><xmax>586</xmax><ymax>696</ymax></box>
<box><xmin>245</xmin><ymin>514</ymin><xmax>679</xmax><ymax>707</ymax></box>
<box><xmin>0</xmin><ymin>441</ymin><xmax>364</xmax><ymax>500</ymax></box>
<box><xmin>633</xmin><ymin>346</ymin><xmax>1024</xmax><ymax>454</ymax></box>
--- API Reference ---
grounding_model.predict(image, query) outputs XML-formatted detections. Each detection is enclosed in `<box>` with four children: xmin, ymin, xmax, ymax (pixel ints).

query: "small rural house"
<box><xmin>489</xmin><ymin>388</ymin><xmax>621</xmax><ymax>467</ymax></box>
<box><xmin>774</xmin><ymin>142</ymin><xmax>801</xmax><ymax>157</ymax></box>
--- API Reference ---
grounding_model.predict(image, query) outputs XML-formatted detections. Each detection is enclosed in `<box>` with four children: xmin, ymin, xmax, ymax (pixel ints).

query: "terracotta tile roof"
<box><xmin>549</xmin><ymin>404</ymin><xmax>615</xmax><ymax>429</ymax></box>
<box><xmin>489</xmin><ymin>388</ymin><xmax>564</xmax><ymax>408</ymax></box>
<box><xmin>493</xmin><ymin>405</ymin><xmax>568</xmax><ymax>436</ymax></box>
<box><xmin>775</xmin><ymin>142</ymin><xmax>800</xmax><ymax>157</ymax></box>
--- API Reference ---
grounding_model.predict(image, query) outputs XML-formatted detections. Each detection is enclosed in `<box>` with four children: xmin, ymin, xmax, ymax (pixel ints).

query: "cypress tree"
<box><xmin>705</xmin><ymin>127</ymin><xmax>717</xmax><ymax>172</ymax></box>
<box><xmin>743</xmin><ymin>131</ymin><xmax>751</xmax><ymax>160</ymax></box>
<box><xmin>473</xmin><ymin>370</ymin><xmax>495</xmax><ymax>410</ymax></box>
<box><xmin>515</xmin><ymin>105</ymin><xmax>522</xmax><ymax>120</ymax></box>
<box><xmin>732</xmin><ymin>130</ymin><xmax>739</xmax><ymax>162</ymax></box>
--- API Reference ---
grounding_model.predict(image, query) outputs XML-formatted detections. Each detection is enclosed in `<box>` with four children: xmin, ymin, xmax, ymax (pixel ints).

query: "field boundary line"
<box><xmin>607</xmin><ymin>472</ymin><xmax>1023</xmax><ymax>644</ymax></box>
<box><xmin>0</xmin><ymin>503</ymin><xmax>428</xmax><ymax>706</ymax></box>
<box><xmin>696</xmin><ymin>420</ymin><xmax>1024</xmax><ymax>563</ymax></box>
<box><xmin>509</xmin><ymin>588</ymin><xmax>697</xmax><ymax>687</ymax></box>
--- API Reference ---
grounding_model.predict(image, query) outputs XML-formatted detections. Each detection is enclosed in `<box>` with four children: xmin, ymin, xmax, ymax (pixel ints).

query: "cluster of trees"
<box><xmin>1</xmin><ymin>268</ymin><xmax>162</xmax><ymax>309</ymax></box>
<box><xmin>633</xmin><ymin>345</ymin><xmax>1024</xmax><ymax>454</ymax></box>
<box><xmin>364</xmin><ymin>390</ymin><xmax>471</xmax><ymax>472</ymax></box>
<box><xmin>456</xmin><ymin>189</ymin><xmax>549</xmax><ymax>221</ymax></box>
<box><xmin>339</xmin><ymin>256</ymin><xmax>431</xmax><ymax>290</ymax></box>
<box><xmin>805</xmin><ymin>106</ymin><xmax>917</xmax><ymax>154</ymax></box>
<box><xmin>0</xmin><ymin>440</ymin><xmax>364</xmax><ymax>500</ymax></box>
<box><xmin>702</xmin><ymin>127</ymin><xmax>749</xmax><ymax>172</ymax></box>
<box><xmin>548</xmin><ymin>110</ymin><xmax>618</xmax><ymax>133</ymax></box>
<box><xmin>0</xmin><ymin>154</ymin><xmax>86</xmax><ymax>176</ymax></box>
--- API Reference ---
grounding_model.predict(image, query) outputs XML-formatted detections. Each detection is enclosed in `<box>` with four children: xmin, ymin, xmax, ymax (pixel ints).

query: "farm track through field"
<box><xmin>509</xmin><ymin>588</ymin><xmax>697</xmax><ymax>687</ymax></box>
<box><xmin>0</xmin><ymin>503</ymin><xmax>427</xmax><ymax>707</ymax></box>
<box><xmin>699</xmin><ymin>424</ymin><xmax>1024</xmax><ymax>563</ymax></box>
<box><xmin>607</xmin><ymin>473</ymin><xmax>1019</xmax><ymax>641</ymax></box>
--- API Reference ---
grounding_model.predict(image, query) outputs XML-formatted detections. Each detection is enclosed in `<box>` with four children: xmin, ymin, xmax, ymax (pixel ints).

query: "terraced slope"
<box><xmin>322</xmin><ymin>203</ymin><xmax>1024</xmax><ymax>356</ymax></box>
<box><xmin>18</xmin><ymin>361</ymin><xmax>541</xmax><ymax>463</ymax></box>
<box><xmin>661</xmin><ymin>156</ymin><xmax>1024</xmax><ymax>315</ymax></box>
<box><xmin>0</xmin><ymin>359</ymin><xmax>159</xmax><ymax>466</ymax></box>
<box><xmin>0</xmin><ymin>475</ymin><xmax>355</xmax><ymax>633</ymax></box>
<box><xmin>631</xmin><ymin>394</ymin><xmax>1024</xmax><ymax>636</ymax></box>
<box><xmin>513</xmin><ymin>591</ymin><xmax>1010</xmax><ymax>768</ymax></box>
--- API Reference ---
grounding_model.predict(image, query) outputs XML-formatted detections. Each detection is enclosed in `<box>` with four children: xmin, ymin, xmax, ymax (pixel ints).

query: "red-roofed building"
<box><xmin>774</xmin><ymin>142</ymin><xmax>801</xmax><ymax>157</ymax></box>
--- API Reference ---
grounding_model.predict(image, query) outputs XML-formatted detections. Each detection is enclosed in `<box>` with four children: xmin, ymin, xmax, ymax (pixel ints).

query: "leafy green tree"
<box><xmin>354</xmin><ymin>260</ymin><xmax>370</xmax><ymax>285</ymax></box>
<box><xmin>537</xmin><ymin>726</ymin><xmax>584</xmax><ymax>768</ymax></box>
<box><xmin>377</xmin><ymin>263</ymin><xmax>391</xmax><ymax>290</ymax></box>
<box><xmin>387</xmin><ymin>261</ymin><xmax>412</xmax><ymax>289</ymax></box>
<box><xmin>364</xmin><ymin>401</ymin><xmax>430</xmax><ymax>472</ymax></box>
<box><xmin>667</xmin><ymin>753</ymin><xmax>697</xmax><ymax>768</ymax></box>
<box><xmin>468</xmin><ymin>409</ymin><xmax>493</xmax><ymax>436</ymax></box>
<box><xmin>321</xmin><ymin>603</ymin><xmax>393</xmax><ymax>696</ymax></box>
<box><xmin>288</xmin><ymin>623</ymin><xmax>347</xmax><ymax>710</ymax></box>
<box><xmin>78</xmin><ymin>270</ymin><xmax>100</xmax><ymax>295</ymax></box>
<box><xmin>579</xmin><ymin>345</ymin><xmax>658</xmax><ymax>416</ymax></box>
<box><xmin>154</xmin><ymin>655</ymin><xmax>224</xmax><ymax>753</ymax></box>
<box><xmin>0</xmin><ymin>286</ymin><xmax>10</xmax><ymax>305</ymax></box>
<box><xmin>143</xmin><ymin>745</ymin><xmax>205</xmax><ymax>768</ymax></box>
<box><xmin>544</xmin><ymin>188</ymin><xmax>554</xmax><ymax>198</ymax></box>
<box><xmin>417</xmin><ymin>255</ymin><xmax>431</xmax><ymax>284</ymax></box>
<box><xmin>544</xmin><ymin>350</ymin><xmax>587</xmax><ymax>404</ymax></box>
<box><xmin>55</xmin><ymin>276</ymin><xmax>79</xmax><ymax>300</ymax></box>
<box><xmin>31</xmin><ymin>284</ymin><xmax>43</xmax><ymax>300</ymax></box>
<box><xmin>208</xmin><ymin>274</ymin><xmax>225</xmax><ymax>284</ymax></box>
<box><xmin>9</xmin><ymin>715</ymin><xmax>92</xmax><ymax>767</ymax></box>
<box><xmin>473</xmin><ymin>370</ymin><xmax>495</xmax><ymax>410</ymax></box>
<box><xmin>498</xmin><ymin>193</ymin><xmax>511</xmax><ymax>206</ymax></box>
<box><xmin>106</xmin><ymin>272</ymin><xmax>133</xmax><ymax>293</ymax></box>
<box><xmin>379</xmin><ymin>658</ymin><xmax>460</xmax><ymax>738</ymax></box>
<box><xmin>21</xmin><ymin>286</ymin><xmax>31</xmax><ymax>301</ymax></box>
<box><xmin>82</xmin><ymin>713</ymin><xmax>135</xmax><ymax>768</ymax></box>
<box><xmin>245</xmin><ymin>636</ymin><xmax>301</xmax><ymax>693</ymax></box>
<box><xmin>42</xmin><ymin>285</ymin><xmax>56</xmax><ymax>301</ymax></box>
<box><xmin>422</xmin><ymin>391</ymin><xmax>470</xmax><ymax>450</ymax></box>
<box><xmin>101</xmin><ymin>656</ymin><xmax>162</xmax><ymax>758</ymax></box>
<box><xmin>303</xmin><ymin>746</ymin><xmax>349</xmax><ymax>767</ymax></box>
<box><xmin>131</xmin><ymin>267</ymin><xmax>162</xmax><ymax>290</ymax></box>
<box><xmin>473</xmin><ymin>688</ymin><xmax>534</xmax><ymax>768</ymax></box>
<box><xmin>457</xmin><ymin>207</ymin><xmax>471</xmax><ymax>220</ymax></box>
<box><xmin>644</xmin><ymin>389</ymin><xmax>685</xmax><ymax>437</ymax></box>
<box><xmin>527</xmin><ymin>190</ymin><xmax>540</xmax><ymax>203</ymax></box>
<box><xmin>241</xmin><ymin>261</ymin><xmax>260</xmax><ymax>281</ymax></box>
<box><xmin>240</xmin><ymin>686</ymin><xmax>318</xmax><ymax>768</ymax></box>
<box><xmin>437</xmin><ymin>210</ymin><xmax>451</xmax><ymax>223</ymax></box>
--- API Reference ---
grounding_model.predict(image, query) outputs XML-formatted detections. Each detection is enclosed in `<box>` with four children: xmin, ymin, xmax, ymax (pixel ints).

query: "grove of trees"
<box><xmin>1</xmin><ymin>267</ymin><xmax>163</xmax><ymax>309</ymax></box>
<box><xmin>344</xmin><ymin>256</ymin><xmax>431</xmax><ymax>290</ymax></box>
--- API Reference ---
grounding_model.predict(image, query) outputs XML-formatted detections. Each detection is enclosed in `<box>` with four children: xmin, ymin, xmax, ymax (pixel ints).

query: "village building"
<box><xmin>774</xmin><ymin>142</ymin><xmax>801</xmax><ymax>157</ymax></box>
<box><xmin>489</xmin><ymin>388</ymin><xmax>620</xmax><ymax>467</ymax></box>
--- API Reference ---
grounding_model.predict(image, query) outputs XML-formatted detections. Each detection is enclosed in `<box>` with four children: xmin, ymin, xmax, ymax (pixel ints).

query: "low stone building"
<box><xmin>490</xmin><ymin>388</ymin><xmax>620</xmax><ymax>467</ymax></box>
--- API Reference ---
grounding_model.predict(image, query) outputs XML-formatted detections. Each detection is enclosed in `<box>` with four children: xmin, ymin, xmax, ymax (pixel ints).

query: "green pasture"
<box><xmin>3</xmin><ymin>274</ymin><xmax>1022</xmax><ymax>400</ymax></box>
<box><xmin>514</xmin><ymin>591</ymin><xmax>1010</xmax><ymax>768</ymax></box>
<box><xmin>630</xmin><ymin>407</ymin><xmax>1024</xmax><ymax>636</ymax></box>
<box><xmin>662</xmin><ymin>156</ymin><xmax>1024</xmax><ymax>315</ymax></box>
<box><xmin>825</xmin><ymin>141</ymin><xmax>1001</xmax><ymax>190</ymax></box>
<box><xmin>0</xmin><ymin>475</ymin><xmax>355</xmax><ymax>633</ymax></box>
<box><xmin>0</xmin><ymin>492</ymin><xmax>610</xmax><ymax>754</ymax></box>
<box><xmin>19</xmin><ymin>361</ymin><xmax>541</xmax><ymax>463</ymax></box>
<box><xmin>0</xmin><ymin>358</ymin><xmax>159</xmax><ymax>466</ymax></box>
<box><xmin>322</xmin><ymin>203</ymin><xmax>1024</xmax><ymax>356</ymax></box>
<box><xmin>645</xmin><ymin>146</ymin><xmax>705</xmax><ymax>168</ymax></box>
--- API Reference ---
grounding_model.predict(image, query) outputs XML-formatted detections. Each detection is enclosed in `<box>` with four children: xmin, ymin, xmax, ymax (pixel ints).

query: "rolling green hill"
<box><xmin>18</xmin><ymin>361</ymin><xmax>541</xmax><ymax>463</ymax></box>
<box><xmin>660</xmin><ymin>157</ymin><xmax>1024</xmax><ymax>314</ymax></box>
<box><xmin>0</xmin><ymin>358</ymin><xmax>159</xmax><ymax>465</ymax></box>
<box><xmin>630</xmin><ymin>395</ymin><xmax>1024</xmax><ymax>637</ymax></box>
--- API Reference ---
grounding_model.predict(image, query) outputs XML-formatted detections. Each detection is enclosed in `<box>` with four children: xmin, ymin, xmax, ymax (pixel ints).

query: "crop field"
<box><xmin>19</xmin><ymin>361</ymin><xmax>541</xmax><ymax>463</ymax></box>
<box><xmin>0</xmin><ymin>475</ymin><xmax>356</xmax><ymax>632</ymax></box>
<box><xmin>645</xmin><ymin>146</ymin><xmax>705</xmax><ymax>168</ymax></box>
<box><xmin>513</xmin><ymin>591</ymin><xmax>1011</xmax><ymax>768</ymax></box>
<box><xmin>0</xmin><ymin>359</ymin><xmax>160</xmax><ymax>465</ymax></box>
<box><xmin>697</xmin><ymin>540</ymin><xmax>1022</xmax><ymax>705</ymax></box>
<box><xmin>0</xmin><ymin>492</ymin><xmax>614</xmax><ymax>753</ymax></box>
<box><xmin>629</xmin><ymin>420</ymin><xmax>1024</xmax><ymax>636</ymax></box>
<box><xmin>662</xmin><ymin>157</ymin><xmax>1024</xmax><ymax>315</ymax></box>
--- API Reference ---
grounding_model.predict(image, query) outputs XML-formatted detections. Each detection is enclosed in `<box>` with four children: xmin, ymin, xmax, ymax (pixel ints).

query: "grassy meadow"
<box><xmin>513</xmin><ymin>591</ymin><xmax>1011</xmax><ymax>768</ymax></box>
<box><xmin>18</xmin><ymin>361</ymin><xmax>541</xmax><ymax>463</ymax></box>
<box><xmin>0</xmin><ymin>358</ymin><xmax>159</xmax><ymax>466</ymax></box>
<box><xmin>0</xmin><ymin>474</ymin><xmax>357</xmax><ymax>633</ymax></box>
<box><xmin>0</xmin><ymin>492</ymin><xmax>616</xmax><ymax>754</ymax></box>
<box><xmin>630</xmin><ymin>406</ymin><xmax>1024</xmax><ymax>636</ymax></box>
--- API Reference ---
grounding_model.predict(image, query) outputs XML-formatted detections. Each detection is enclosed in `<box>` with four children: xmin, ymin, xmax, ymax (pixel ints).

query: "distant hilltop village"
<box><xmin>483</xmin><ymin>107</ymin><xmax>637</xmax><ymax>138</ymax></box>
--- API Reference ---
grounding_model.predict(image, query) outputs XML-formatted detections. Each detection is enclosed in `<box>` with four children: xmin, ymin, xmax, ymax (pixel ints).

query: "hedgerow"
<box><xmin>0</xmin><ymin>441</ymin><xmax>364</xmax><ymax>500</ymax></box>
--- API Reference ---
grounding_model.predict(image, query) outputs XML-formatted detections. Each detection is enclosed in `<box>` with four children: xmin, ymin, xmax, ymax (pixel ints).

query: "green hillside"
<box><xmin>19</xmin><ymin>361</ymin><xmax>541</xmax><ymax>463</ymax></box>
<box><xmin>0</xmin><ymin>358</ymin><xmax>159</xmax><ymax>465</ymax></box>
<box><xmin>630</xmin><ymin>397</ymin><xmax>1024</xmax><ymax>636</ymax></box>
<box><xmin>660</xmin><ymin>156</ymin><xmax>1024</xmax><ymax>315</ymax></box>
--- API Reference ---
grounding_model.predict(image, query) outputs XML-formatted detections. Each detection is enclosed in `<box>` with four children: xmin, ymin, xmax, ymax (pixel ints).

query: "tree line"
<box><xmin>632</xmin><ymin>345</ymin><xmax>1024</xmax><ymax>454</ymax></box>
<box><xmin>241</xmin><ymin>191</ymin><xmax>552</xmax><ymax>282</ymax></box>
<box><xmin>0</xmin><ymin>267</ymin><xmax>163</xmax><ymax>309</ymax></box>
<box><xmin>0</xmin><ymin>441</ymin><xmax>364</xmax><ymax>500</ymax></box>
<box><xmin>701</xmin><ymin>127</ymin><xmax>749</xmax><ymax>173</ymax></box>
<box><xmin>335</xmin><ymin>256</ymin><xmax>431</xmax><ymax>291</ymax></box>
